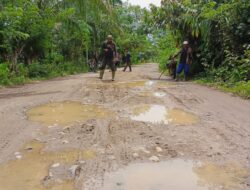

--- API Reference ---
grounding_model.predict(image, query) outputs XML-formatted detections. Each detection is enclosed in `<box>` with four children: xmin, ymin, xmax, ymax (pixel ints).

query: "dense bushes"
<box><xmin>153</xmin><ymin>0</ymin><xmax>250</xmax><ymax>97</ymax></box>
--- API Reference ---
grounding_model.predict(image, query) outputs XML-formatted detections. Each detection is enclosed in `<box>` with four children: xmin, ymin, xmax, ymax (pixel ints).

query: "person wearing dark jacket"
<box><xmin>123</xmin><ymin>50</ymin><xmax>132</xmax><ymax>72</ymax></box>
<box><xmin>99</xmin><ymin>35</ymin><xmax>117</xmax><ymax>81</ymax></box>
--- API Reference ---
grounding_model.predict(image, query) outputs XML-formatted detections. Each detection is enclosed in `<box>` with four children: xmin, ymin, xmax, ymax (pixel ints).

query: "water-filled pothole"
<box><xmin>0</xmin><ymin>141</ymin><xmax>96</xmax><ymax>190</ymax></box>
<box><xmin>138</xmin><ymin>91</ymin><xmax>167</xmax><ymax>98</ymax></box>
<box><xmin>101</xmin><ymin>160</ymin><xmax>249</xmax><ymax>190</ymax></box>
<box><xmin>131</xmin><ymin>105</ymin><xmax>169</xmax><ymax>124</ymax></box>
<box><xmin>130</xmin><ymin>105</ymin><xmax>199</xmax><ymax>125</ymax></box>
<box><xmin>27</xmin><ymin>101</ymin><xmax>112</xmax><ymax>126</ymax></box>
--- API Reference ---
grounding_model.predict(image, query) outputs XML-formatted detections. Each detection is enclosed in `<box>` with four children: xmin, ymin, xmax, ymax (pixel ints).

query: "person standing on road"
<box><xmin>123</xmin><ymin>49</ymin><xmax>132</xmax><ymax>72</ymax></box>
<box><xmin>174</xmin><ymin>41</ymin><xmax>193</xmax><ymax>81</ymax></box>
<box><xmin>99</xmin><ymin>35</ymin><xmax>117</xmax><ymax>81</ymax></box>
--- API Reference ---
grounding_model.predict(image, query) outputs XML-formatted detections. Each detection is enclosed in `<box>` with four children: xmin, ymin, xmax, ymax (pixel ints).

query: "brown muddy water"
<box><xmin>27</xmin><ymin>101</ymin><xmax>112</xmax><ymax>126</ymax></box>
<box><xmin>101</xmin><ymin>159</ymin><xmax>249</xmax><ymax>190</ymax></box>
<box><xmin>130</xmin><ymin>105</ymin><xmax>199</xmax><ymax>125</ymax></box>
<box><xmin>0</xmin><ymin>141</ymin><xmax>96</xmax><ymax>190</ymax></box>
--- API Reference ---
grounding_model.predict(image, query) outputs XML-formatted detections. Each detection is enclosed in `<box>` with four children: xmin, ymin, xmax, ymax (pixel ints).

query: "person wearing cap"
<box><xmin>174</xmin><ymin>41</ymin><xmax>193</xmax><ymax>81</ymax></box>
<box><xmin>99</xmin><ymin>35</ymin><xmax>117</xmax><ymax>81</ymax></box>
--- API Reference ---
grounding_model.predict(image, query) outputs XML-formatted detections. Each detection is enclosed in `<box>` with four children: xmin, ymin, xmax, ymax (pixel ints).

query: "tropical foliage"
<box><xmin>153</xmin><ymin>0</ymin><xmax>250</xmax><ymax>84</ymax></box>
<box><xmin>0</xmin><ymin>0</ymin><xmax>154</xmax><ymax>85</ymax></box>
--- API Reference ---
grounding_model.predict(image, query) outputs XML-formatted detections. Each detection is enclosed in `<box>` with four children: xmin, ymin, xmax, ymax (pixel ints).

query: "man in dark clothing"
<box><xmin>174</xmin><ymin>41</ymin><xmax>193</xmax><ymax>81</ymax></box>
<box><xmin>99</xmin><ymin>35</ymin><xmax>117</xmax><ymax>81</ymax></box>
<box><xmin>123</xmin><ymin>50</ymin><xmax>132</xmax><ymax>72</ymax></box>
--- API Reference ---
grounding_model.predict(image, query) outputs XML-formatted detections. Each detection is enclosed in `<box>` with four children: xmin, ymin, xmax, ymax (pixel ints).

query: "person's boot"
<box><xmin>112</xmin><ymin>71</ymin><xmax>115</xmax><ymax>81</ymax></box>
<box><xmin>184</xmin><ymin>75</ymin><xmax>188</xmax><ymax>81</ymax></box>
<box><xmin>99</xmin><ymin>70</ymin><xmax>104</xmax><ymax>79</ymax></box>
<box><xmin>175</xmin><ymin>74</ymin><xmax>179</xmax><ymax>81</ymax></box>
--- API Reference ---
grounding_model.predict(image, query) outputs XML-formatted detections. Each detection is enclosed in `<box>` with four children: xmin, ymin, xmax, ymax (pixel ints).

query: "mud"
<box><xmin>27</xmin><ymin>101</ymin><xmax>112</xmax><ymax>126</ymax></box>
<box><xmin>130</xmin><ymin>104</ymin><xmax>199</xmax><ymax>125</ymax></box>
<box><xmin>0</xmin><ymin>64</ymin><xmax>250</xmax><ymax>190</ymax></box>
<box><xmin>167</xmin><ymin>108</ymin><xmax>199</xmax><ymax>125</ymax></box>
<box><xmin>101</xmin><ymin>159</ymin><xmax>249</xmax><ymax>190</ymax></box>
<box><xmin>0</xmin><ymin>140</ymin><xmax>96</xmax><ymax>190</ymax></box>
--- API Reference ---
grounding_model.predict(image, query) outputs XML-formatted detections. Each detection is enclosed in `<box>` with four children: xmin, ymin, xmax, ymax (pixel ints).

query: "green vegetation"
<box><xmin>1</xmin><ymin>0</ymin><xmax>249</xmax><ymax>98</ymax></box>
<box><xmin>152</xmin><ymin>0</ymin><xmax>250</xmax><ymax>98</ymax></box>
<box><xmin>0</xmin><ymin>0</ymin><xmax>154</xmax><ymax>86</ymax></box>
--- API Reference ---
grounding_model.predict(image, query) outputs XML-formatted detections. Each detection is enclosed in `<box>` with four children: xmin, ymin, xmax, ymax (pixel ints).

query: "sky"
<box><xmin>126</xmin><ymin>0</ymin><xmax>161</xmax><ymax>8</ymax></box>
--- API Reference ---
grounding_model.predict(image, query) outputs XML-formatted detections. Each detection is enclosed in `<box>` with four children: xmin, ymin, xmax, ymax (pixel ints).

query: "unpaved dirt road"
<box><xmin>0</xmin><ymin>63</ymin><xmax>250</xmax><ymax>190</ymax></box>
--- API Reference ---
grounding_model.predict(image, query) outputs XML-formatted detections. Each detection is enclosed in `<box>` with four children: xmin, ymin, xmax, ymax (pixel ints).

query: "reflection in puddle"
<box><xmin>130</xmin><ymin>105</ymin><xmax>199</xmax><ymax>125</ymax></box>
<box><xmin>0</xmin><ymin>141</ymin><xmax>96</xmax><ymax>190</ymax></box>
<box><xmin>131</xmin><ymin>105</ymin><xmax>169</xmax><ymax>124</ymax></box>
<box><xmin>101</xmin><ymin>160</ymin><xmax>249</xmax><ymax>190</ymax></box>
<box><xmin>114</xmin><ymin>80</ymin><xmax>154</xmax><ymax>88</ymax></box>
<box><xmin>153</xmin><ymin>92</ymin><xmax>166</xmax><ymax>97</ymax></box>
<box><xmin>139</xmin><ymin>91</ymin><xmax>166</xmax><ymax>98</ymax></box>
<box><xmin>27</xmin><ymin>101</ymin><xmax>112</xmax><ymax>126</ymax></box>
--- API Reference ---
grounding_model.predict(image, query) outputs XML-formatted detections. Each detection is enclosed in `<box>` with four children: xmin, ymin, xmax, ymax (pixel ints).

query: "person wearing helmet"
<box><xmin>99</xmin><ymin>35</ymin><xmax>117</xmax><ymax>81</ymax></box>
<box><xmin>174</xmin><ymin>41</ymin><xmax>193</xmax><ymax>81</ymax></box>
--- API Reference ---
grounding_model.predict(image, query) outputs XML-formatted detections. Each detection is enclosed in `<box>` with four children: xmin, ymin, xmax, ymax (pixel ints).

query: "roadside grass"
<box><xmin>0</xmin><ymin>63</ymin><xmax>89</xmax><ymax>88</ymax></box>
<box><xmin>195</xmin><ymin>79</ymin><xmax>250</xmax><ymax>99</ymax></box>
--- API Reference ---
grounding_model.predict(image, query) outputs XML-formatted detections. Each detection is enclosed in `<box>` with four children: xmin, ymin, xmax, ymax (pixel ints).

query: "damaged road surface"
<box><xmin>0</xmin><ymin>64</ymin><xmax>250</xmax><ymax>190</ymax></box>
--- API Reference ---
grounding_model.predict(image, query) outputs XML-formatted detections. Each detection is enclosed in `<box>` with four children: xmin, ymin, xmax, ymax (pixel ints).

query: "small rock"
<box><xmin>34</xmin><ymin>138</ymin><xmax>42</xmax><ymax>142</ymax></box>
<box><xmin>143</xmin><ymin>150</ymin><xmax>150</xmax><ymax>154</ymax></box>
<box><xmin>24</xmin><ymin>147</ymin><xmax>33</xmax><ymax>151</ymax></box>
<box><xmin>108</xmin><ymin>155</ymin><xmax>116</xmax><ymax>160</ymax></box>
<box><xmin>49</xmin><ymin>172</ymin><xmax>53</xmax><ymax>177</ymax></box>
<box><xmin>62</xmin><ymin>140</ymin><xmax>69</xmax><ymax>144</ymax></box>
<box><xmin>59</xmin><ymin>132</ymin><xmax>66</xmax><ymax>136</ymax></box>
<box><xmin>179</xmin><ymin>152</ymin><xmax>185</xmax><ymax>156</ymax></box>
<box><xmin>14</xmin><ymin>152</ymin><xmax>21</xmax><ymax>156</ymax></box>
<box><xmin>133</xmin><ymin>153</ymin><xmax>139</xmax><ymax>158</ymax></box>
<box><xmin>79</xmin><ymin>161</ymin><xmax>85</xmax><ymax>164</ymax></box>
<box><xmin>149</xmin><ymin>156</ymin><xmax>160</xmax><ymax>162</ymax></box>
<box><xmin>16</xmin><ymin>155</ymin><xmax>22</xmax><ymax>159</ymax></box>
<box><xmin>156</xmin><ymin>147</ymin><xmax>163</xmax><ymax>153</ymax></box>
<box><xmin>63</xmin><ymin>126</ymin><xmax>70</xmax><ymax>130</ymax></box>
<box><xmin>51</xmin><ymin>163</ymin><xmax>60</xmax><ymax>168</ymax></box>
<box><xmin>69</xmin><ymin>165</ymin><xmax>81</xmax><ymax>178</ymax></box>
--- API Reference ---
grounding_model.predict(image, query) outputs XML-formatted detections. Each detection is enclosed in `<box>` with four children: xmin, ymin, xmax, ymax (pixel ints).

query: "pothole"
<box><xmin>131</xmin><ymin>105</ymin><xmax>169</xmax><ymax>124</ymax></box>
<box><xmin>100</xmin><ymin>159</ymin><xmax>249</xmax><ymax>190</ymax></box>
<box><xmin>167</xmin><ymin>108</ymin><xmax>199</xmax><ymax>125</ymax></box>
<box><xmin>0</xmin><ymin>141</ymin><xmax>96</xmax><ymax>190</ymax></box>
<box><xmin>138</xmin><ymin>91</ymin><xmax>167</xmax><ymax>98</ymax></box>
<box><xmin>130</xmin><ymin>105</ymin><xmax>199</xmax><ymax>125</ymax></box>
<box><xmin>27</xmin><ymin>101</ymin><xmax>112</xmax><ymax>126</ymax></box>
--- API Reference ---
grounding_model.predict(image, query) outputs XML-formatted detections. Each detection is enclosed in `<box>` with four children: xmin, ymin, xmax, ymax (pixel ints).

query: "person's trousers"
<box><xmin>176</xmin><ymin>63</ymin><xmax>189</xmax><ymax>76</ymax></box>
<box><xmin>100</xmin><ymin>58</ymin><xmax>116</xmax><ymax>71</ymax></box>
<box><xmin>123</xmin><ymin>61</ymin><xmax>132</xmax><ymax>72</ymax></box>
<box><xmin>99</xmin><ymin>58</ymin><xmax>116</xmax><ymax>80</ymax></box>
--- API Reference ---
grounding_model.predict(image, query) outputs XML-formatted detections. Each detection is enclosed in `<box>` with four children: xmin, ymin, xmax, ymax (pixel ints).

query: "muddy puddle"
<box><xmin>100</xmin><ymin>159</ymin><xmax>249</xmax><ymax>190</ymax></box>
<box><xmin>0</xmin><ymin>141</ymin><xmax>96</xmax><ymax>190</ymax></box>
<box><xmin>27</xmin><ymin>101</ymin><xmax>112</xmax><ymax>126</ymax></box>
<box><xmin>130</xmin><ymin>105</ymin><xmax>199</xmax><ymax>125</ymax></box>
<box><xmin>138</xmin><ymin>91</ymin><xmax>167</xmax><ymax>98</ymax></box>
<box><xmin>112</xmin><ymin>80</ymin><xmax>155</xmax><ymax>88</ymax></box>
